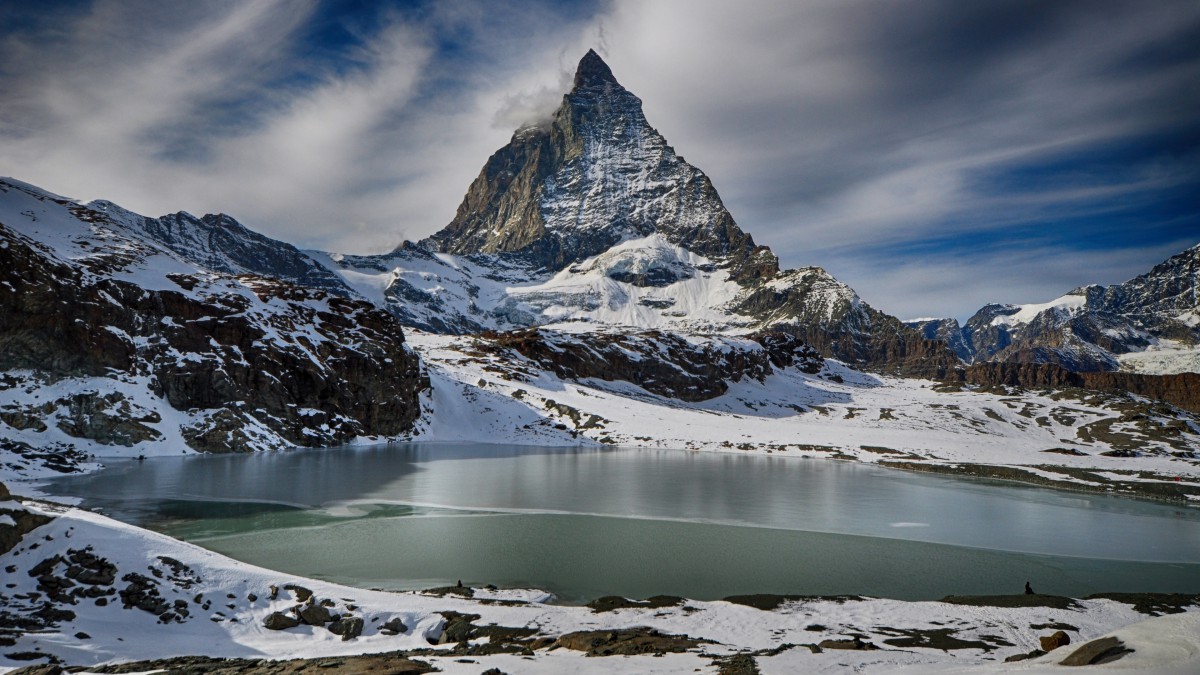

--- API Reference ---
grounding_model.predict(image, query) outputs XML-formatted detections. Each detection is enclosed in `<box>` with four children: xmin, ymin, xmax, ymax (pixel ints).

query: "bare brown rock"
<box><xmin>1039</xmin><ymin>630</ymin><xmax>1071</xmax><ymax>651</ymax></box>
<box><xmin>957</xmin><ymin>362</ymin><xmax>1200</xmax><ymax>413</ymax></box>
<box><xmin>1059</xmin><ymin>636</ymin><xmax>1133</xmax><ymax>666</ymax></box>
<box><xmin>554</xmin><ymin>627</ymin><xmax>708</xmax><ymax>656</ymax></box>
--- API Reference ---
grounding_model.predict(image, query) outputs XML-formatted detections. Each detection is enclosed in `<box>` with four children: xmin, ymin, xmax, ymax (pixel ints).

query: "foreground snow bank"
<box><xmin>2</xmin><ymin>494</ymin><xmax>1197</xmax><ymax>674</ymax></box>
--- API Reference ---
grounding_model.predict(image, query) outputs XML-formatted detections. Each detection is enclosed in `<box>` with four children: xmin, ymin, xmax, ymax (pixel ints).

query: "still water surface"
<box><xmin>46</xmin><ymin>444</ymin><xmax>1200</xmax><ymax>603</ymax></box>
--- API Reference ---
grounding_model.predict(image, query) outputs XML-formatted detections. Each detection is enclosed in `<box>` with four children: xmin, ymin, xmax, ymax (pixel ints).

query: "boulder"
<box><xmin>1059</xmin><ymin>636</ymin><xmax>1133</xmax><ymax>666</ymax></box>
<box><xmin>284</xmin><ymin>584</ymin><xmax>312</xmax><ymax>602</ymax></box>
<box><xmin>437</xmin><ymin>612</ymin><xmax>480</xmax><ymax>644</ymax></box>
<box><xmin>327</xmin><ymin>616</ymin><xmax>363</xmax><ymax>641</ymax></box>
<box><xmin>1039</xmin><ymin>630</ymin><xmax>1071</xmax><ymax>651</ymax></box>
<box><xmin>262</xmin><ymin>612</ymin><xmax>300</xmax><ymax>630</ymax></box>
<box><xmin>380</xmin><ymin>617</ymin><xmax>408</xmax><ymax>635</ymax></box>
<box><xmin>298</xmin><ymin>602</ymin><xmax>332</xmax><ymax>626</ymax></box>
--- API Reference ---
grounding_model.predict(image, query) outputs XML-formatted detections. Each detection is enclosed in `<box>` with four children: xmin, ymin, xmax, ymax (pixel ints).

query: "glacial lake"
<box><xmin>44</xmin><ymin>444</ymin><xmax>1200</xmax><ymax>603</ymax></box>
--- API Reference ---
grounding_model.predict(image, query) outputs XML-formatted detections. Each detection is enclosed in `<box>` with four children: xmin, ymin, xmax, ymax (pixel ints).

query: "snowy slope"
<box><xmin>90</xmin><ymin>198</ymin><xmax>354</xmax><ymax>296</ymax></box>
<box><xmin>314</xmin><ymin>235</ymin><xmax>754</xmax><ymax>335</ymax></box>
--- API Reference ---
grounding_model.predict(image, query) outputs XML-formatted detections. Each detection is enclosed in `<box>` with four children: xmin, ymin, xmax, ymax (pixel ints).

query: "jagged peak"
<box><xmin>573</xmin><ymin>49</ymin><xmax>618</xmax><ymax>89</ymax></box>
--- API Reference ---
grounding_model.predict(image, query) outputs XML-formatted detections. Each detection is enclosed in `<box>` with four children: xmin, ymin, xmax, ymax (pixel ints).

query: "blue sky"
<box><xmin>0</xmin><ymin>0</ymin><xmax>1196</xmax><ymax>320</ymax></box>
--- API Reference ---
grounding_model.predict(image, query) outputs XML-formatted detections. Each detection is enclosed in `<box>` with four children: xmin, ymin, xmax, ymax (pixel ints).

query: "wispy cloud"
<box><xmin>0</xmin><ymin>0</ymin><xmax>601</xmax><ymax>253</ymax></box>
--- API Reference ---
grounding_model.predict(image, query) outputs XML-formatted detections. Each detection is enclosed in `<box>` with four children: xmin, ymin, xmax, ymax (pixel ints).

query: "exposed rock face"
<box><xmin>0</xmin><ymin>506</ymin><xmax>53</xmax><ymax>556</ymax></box>
<box><xmin>907</xmin><ymin>318</ymin><xmax>973</xmax><ymax>362</ymax></box>
<box><xmin>735</xmin><ymin>267</ymin><xmax>959</xmax><ymax>377</ymax></box>
<box><xmin>481</xmin><ymin>328</ymin><xmax>824</xmax><ymax>402</ymax></box>
<box><xmin>54</xmin><ymin>393</ymin><xmax>161</xmax><ymax>446</ymax></box>
<box><xmin>957</xmin><ymin>362</ymin><xmax>1200</xmax><ymax>413</ymax></box>
<box><xmin>0</xmin><ymin>178</ymin><xmax>425</xmax><ymax>455</ymax></box>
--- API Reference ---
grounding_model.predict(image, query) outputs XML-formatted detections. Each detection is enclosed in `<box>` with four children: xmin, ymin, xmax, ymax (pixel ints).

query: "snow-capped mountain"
<box><xmin>91</xmin><ymin>200</ymin><xmax>354</xmax><ymax>296</ymax></box>
<box><xmin>424</xmin><ymin>50</ymin><xmax>774</xmax><ymax>282</ymax></box>
<box><xmin>908</xmin><ymin>244</ymin><xmax>1199</xmax><ymax>373</ymax></box>
<box><xmin>0</xmin><ymin>177</ymin><xmax>424</xmax><ymax>473</ymax></box>
<box><xmin>317</xmin><ymin>51</ymin><xmax>957</xmax><ymax>376</ymax></box>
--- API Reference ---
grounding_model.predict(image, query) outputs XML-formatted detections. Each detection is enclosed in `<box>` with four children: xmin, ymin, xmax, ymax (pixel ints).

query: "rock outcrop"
<box><xmin>481</xmin><ymin>328</ymin><xmax>824</xmax><ymax>402</ymax></box>
<box><xmin>956</xmin><ymin>362</ymin><xmax>1200</xmax><ymax>413</ymax></box>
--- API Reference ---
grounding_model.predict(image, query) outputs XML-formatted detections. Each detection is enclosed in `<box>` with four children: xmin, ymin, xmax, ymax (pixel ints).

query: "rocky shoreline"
<box><xmin>878</xmin><ymin>458</ymin><xmax>1200</xmax><ymax>504</ymax></box>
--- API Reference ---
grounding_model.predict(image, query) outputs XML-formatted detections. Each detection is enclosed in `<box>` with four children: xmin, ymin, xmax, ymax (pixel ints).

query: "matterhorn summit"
<box><xmin>424</xmin><ymin>49</ymin><xmax>771</xmax><ymax>281</ymax></box>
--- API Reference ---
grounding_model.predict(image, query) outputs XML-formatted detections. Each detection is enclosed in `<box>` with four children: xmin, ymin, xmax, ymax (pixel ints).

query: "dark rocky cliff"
<box><xmin>0</xmin><ymin>187</ymin><xmax>425</xmax><ymax>454</ymax></box>
<box><xmin>956</xmin><ymin>362</ymin><xmax>1200</xmax><ymax>413</ymax></box>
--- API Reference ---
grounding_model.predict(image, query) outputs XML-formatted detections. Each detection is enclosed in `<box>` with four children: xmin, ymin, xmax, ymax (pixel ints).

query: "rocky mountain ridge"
<box><xmin>907</xmin><ymin>244</ymin><xmax>1199</xmax><ymax>374</ymax></box>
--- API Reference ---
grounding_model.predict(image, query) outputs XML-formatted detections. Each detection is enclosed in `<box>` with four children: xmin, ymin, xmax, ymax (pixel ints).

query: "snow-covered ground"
<box><xmin>402</xmin><ymin>331</ymin><xmax>1200</xmax><ymax>497</ymax></box>
<box><xmin>2</xmin><ymin>494</ymin><xmax>1197</xmax><ymax>674</ymax></box>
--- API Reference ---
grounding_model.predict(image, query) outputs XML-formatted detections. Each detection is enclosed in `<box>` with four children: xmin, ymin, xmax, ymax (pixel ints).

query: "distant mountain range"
<box><xmin>908</xmin><ymin>244</ymin><xmax>1199</xmax><ymax>374</ymax></box>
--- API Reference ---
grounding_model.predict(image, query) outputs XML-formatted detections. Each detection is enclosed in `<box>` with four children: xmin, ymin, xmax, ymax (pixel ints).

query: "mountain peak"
<box><xmin>425</xmin><ymin>46</ymin><xmax>770</xmax><ymax>281</ymax></box>
<box><xmin>573</xmin><ymin>49</ymin><xmax>618</xmax><ymax>89</ymax></box>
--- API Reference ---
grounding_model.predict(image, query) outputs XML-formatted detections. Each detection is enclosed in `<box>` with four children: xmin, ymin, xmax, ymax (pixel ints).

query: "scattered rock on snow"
<box><xmin>298</xmin><ymin>602</ymin><xmax>332</xmax><ymax>626</ymax></box>
<box><xmin>1039</xmin><ymin>630</ymin><xmax>1071</xmax><ymax>651</ymax></box>
<box><xmin>553</xmin><ymin>627</ymin><xmax>709</xmax><ymax>656</ymax></box>
<box><xmin>818</xmin><ymin>636</ymin><xmax>878</xmax><ymax>651</ymax></box>
<box><xmin>283</xmin><ymin>584</ymin><xmax>312</xmax><ymax>602</ymax></box>
<box><xmin>380</xmin><ymin>617</ymin><xmax>408</xmax><ymax>635</ymax></box>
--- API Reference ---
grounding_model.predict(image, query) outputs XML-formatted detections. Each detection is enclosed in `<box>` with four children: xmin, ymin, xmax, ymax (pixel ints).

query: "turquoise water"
<box><xmin>46</xmin><ymin>444</ymin><xmax>1200</xmax><ymax>603</ymax></box>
